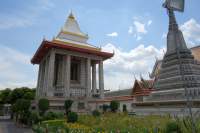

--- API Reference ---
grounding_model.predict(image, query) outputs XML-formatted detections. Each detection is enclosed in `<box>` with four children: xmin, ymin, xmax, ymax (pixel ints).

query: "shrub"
<box><xmin>110</xmin><ymin>101</ymin><xmax>119</xmax><ymax>112</ymax></box>
<box><xmin>67</xmin><ymin>112</ymin><xmax>78</xmax><ymax>123</ymax></box>
<box><xmin>43</xmin><ymin>111</ymin><xmax>57</xmax><ymax>121</ymax></box>
<box><xmin>165</xmin><ymin>121</ymin><xmax>181</xmax><ymax>133</ymax></box>
<box><xmin>64</xmin><ymin>100</ymin><xmax>73</xmax><ymax>115</ymax></box>
<box><xmin>29</xmin><ymin>111</ymin><xmax>40</xmax><ymax>125</ymax></box>
<box><xmin>92</xmin><ymin>110</ymin><xmax>101</xmax><ymax>117</ymax></box>
<box><xmin>55</xmin><ymin>112</ymin><xmax>64</xmax><ymax>119</ymax></box>
<box><xmin>38</xmin><ymin>98</ymin><xmax>49</xmax><ymax>115</ymax></box>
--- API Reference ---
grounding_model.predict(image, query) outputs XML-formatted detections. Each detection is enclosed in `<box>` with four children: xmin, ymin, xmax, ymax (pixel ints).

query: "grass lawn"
<box><xmin>32</xmin><ymin>113</ymin><xmax>200</xmax><ymax>133</ymax></box>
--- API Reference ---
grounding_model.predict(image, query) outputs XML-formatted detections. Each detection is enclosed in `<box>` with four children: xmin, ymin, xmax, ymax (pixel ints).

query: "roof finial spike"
<box><xmin>43</xmin><ymin>35</ymin><xmax>46</xmax><ymax>41</ymax></box>
<box><xmin>162</xmin><ymin>49</ymin><xmax>165</xmax><ymax>56</ymax></box>
<box><xmin>140</xmin><ymin>73</ymin><xmax>143</xmax><ymax>80</ymax></box>
<box><xmin>133</xmin><ymin>73</ymin><xmax>137</xmax><ymax>80</ymax></box>
<box><xmin>148</xmin><ymin>72</ymin><xmax>152</xmax><ymax>79</ymax></box>
<box><xmin>68</xmin><ymin>9</ymin><xmax>75</xmax><ymax>19</ymax></box>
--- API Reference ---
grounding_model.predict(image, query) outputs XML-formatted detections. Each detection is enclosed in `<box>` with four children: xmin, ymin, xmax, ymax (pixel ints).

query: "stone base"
<box><xmin>146</xmin><ymin>88</ymin><xmax>200</xmax><ymax>101</ymax></box>
<box><xmin>154</xmin><ymin>50</ymin><xmax>200</xmax><ymax>90</ymax></box>
<box><xmin>133</xmin><ymin>100</ymin><xmax>200</xmax><ymax>117</ymax></box>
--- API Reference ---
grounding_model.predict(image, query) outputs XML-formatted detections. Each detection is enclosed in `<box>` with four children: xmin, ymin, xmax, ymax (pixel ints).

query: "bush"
<box><xmin>43</xmin><ymin>111</ymin><xmax>57</xmax><ymax>121</ymax></box>
<box><xmin>29</xmin><ymin>111</ymin><xmax>40</xmax><ymax>125</ymax></box>
<box><xmin>67</xmin><ymin>112</ymin><xmax>78</xmax><ymax>123</ymax></box>
<box><xmin>64</xmin><ymin>100</ymin><xmax>73</xmax><ymax>115</ymax></box>
<box><xmin>92</xmin><ymin>110</ymin><xmax>101</xmax><ymax>117</ymax></box>
<box><xmin>165</xmin><ymin>121</ymin><xmax>181</xmax><ymax>133</ymax></box>
<box><xmin>55</xmin><ymin>112</ymin><xmax>65</xmax><ymax>119</ymax></box>
<box><xmin>38</xmin><ymin>98</ymin><xmax>49</xmax><ymax>115</ymax></box>
<box><xmin>110</xmin><ymin>101</ymin><xmax>119</xmax><ymax>112</ymax></box>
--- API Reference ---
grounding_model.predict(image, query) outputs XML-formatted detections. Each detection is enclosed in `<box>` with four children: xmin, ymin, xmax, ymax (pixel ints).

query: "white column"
<box><xmin>86</xmin><ymin>58</ymin><xmax>91</xmax><ymax>97</ymax></box>
<box><xmin>47</xmin><ymin>50</ymin><xmax>55</xmax><ymax>97</ymax></box>
<box><xmin>92</xmin><ymin>62</ymin><xmax>97</xmax><ymax>94</ymax></box>
<box><xmin>64</xmin><ymin>55</ymin><xmax>71</xmax><ymax>97</ymax></box>
<box><xmin>43</xmin><ymin>59</ymin><xmax>49</xmax><ymax>96</ymax></box>
<box><xmin>36</xmin><ymin>64</ymin><xmax>42</xmax><ymax>98</ymax></box>
<box><xmin>99</xmin><ymin>60</ymin><xmax>104</xmax><ymax>98</ymax></box>
<box><xmin>40</xmin><ymin>61</ymin><xmax>45</xmax><ymax>96</ymax></box>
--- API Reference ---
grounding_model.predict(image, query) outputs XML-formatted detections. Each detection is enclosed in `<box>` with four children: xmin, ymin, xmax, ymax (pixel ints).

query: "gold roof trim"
<box><xmin>60</xmin><ymin>30</ymin><xmax>88</xmax><ymax>39</ymax></box>
<box><xmin>52</xmin><ymin>39</ymin><xmax>101</xmax><ymax>52</ymax></box>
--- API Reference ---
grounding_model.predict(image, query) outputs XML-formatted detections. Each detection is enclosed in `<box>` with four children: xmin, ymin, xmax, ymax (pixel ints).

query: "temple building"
<box><xmin>31</xmin><ymin>10</ymin><xmax>200</xmax><ymax>115</ymax></box>
<box><xmin>31</xmin><ymin>12</ymin><xmax>113</xmax><ymax>112</ymax></box>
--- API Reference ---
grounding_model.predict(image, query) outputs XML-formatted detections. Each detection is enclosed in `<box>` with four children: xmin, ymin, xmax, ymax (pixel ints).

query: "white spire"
<box><xmin>62</xmin><ymin>11</ymin><xmax>87</xmax><ymax>37</ymax></box>
<box><xmin>53</xmin><ymin>11</ymin><xmax>100</xmax><ymax>51</ymax></box>
<box><xmin>55</xmin><ymin>11</ymin><xmax>88</xmax><ymax>44</ymax></box>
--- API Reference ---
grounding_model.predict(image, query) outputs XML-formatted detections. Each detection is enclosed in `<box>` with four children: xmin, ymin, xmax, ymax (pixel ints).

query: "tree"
<box><xmin>38</xmin><ymin>98</ymin><xmax>49</xmax><ymax>115</ymax></box>
<box><xmin>10</xmin><ymin>87</ymin><xmax>35</xmax><ymax>104</ymax></box>
<box><xmin>0</xmin><ymin>88</ymin><xmax>11</xmax><ymax>104</ymax></box>
<box><xmin>64</xmin><ymin>100</ymin><xmax>73</xmax><ymax>115</ymax></box>
<box><xmin>12</xmin><ymin>99</ymin><xmax>31</xmax><ymax>124</ymax></box>
<box><xmin>23</xmin><ymin>91</ymin><xmax>35</xmax><ymax>100</ymax></box>
<box><xmin>110</xmin><ymin>101</ymin><xmax>119</xmax><ymax>112</ymax></box>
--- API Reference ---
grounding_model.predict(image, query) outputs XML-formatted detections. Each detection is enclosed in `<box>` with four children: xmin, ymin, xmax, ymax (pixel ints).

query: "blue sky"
<box><xmin>0</xmin><ymin>0</ymin><xmax>200</xmax><ymax>90</ymax></box>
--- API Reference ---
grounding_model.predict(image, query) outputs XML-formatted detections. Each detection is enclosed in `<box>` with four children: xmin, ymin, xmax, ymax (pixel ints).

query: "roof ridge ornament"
<box><xmin>163</xmin><ymin>0</ymin><xmax>185</xmax><ymax>12</ymax></box>
<box><xmin>163</xmin><ymin>0</ymin><xmax>185</xmax><ymax>32</ymax></box>
<box><xmin>68</xmin><ymin>10</ymin><xmax>75</xmax><ymax>19</ymax></box>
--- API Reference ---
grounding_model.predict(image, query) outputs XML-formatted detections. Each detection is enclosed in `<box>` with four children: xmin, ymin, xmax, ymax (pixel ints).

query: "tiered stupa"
<box><xmin>150</xmin><ymin>3</ymin><xmax>200</xmax><ymax>101</ymax></box>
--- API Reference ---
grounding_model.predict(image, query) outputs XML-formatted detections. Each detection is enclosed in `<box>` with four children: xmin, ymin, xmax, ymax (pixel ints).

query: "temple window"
<box><xmin>70</xmin><ymin>60</ymin><xmax>80</xmax><ymax>82</ymax></box>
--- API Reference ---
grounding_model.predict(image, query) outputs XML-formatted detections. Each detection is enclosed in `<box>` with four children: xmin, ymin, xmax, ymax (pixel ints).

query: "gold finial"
<box><xmin>68</xmin><ymin>10</ymin><xmax>75</xmax><ymax>19</ymax></box>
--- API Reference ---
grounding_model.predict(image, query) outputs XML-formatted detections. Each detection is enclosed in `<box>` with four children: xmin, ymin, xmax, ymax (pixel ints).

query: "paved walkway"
<box><xmin>0</xmin><ymin>120</ymin><xmax>32</xmax><ymax>133</ymax></box>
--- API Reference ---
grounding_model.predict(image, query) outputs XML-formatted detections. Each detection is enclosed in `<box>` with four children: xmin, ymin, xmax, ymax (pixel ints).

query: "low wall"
<box><xmin>132</xmin><ymin>107</ymin><xmax>200</xmax><ymax>117</ymax></box>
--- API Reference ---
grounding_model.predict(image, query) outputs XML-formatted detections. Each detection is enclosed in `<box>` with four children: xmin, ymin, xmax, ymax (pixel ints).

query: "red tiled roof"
<box><xmin>137</xmin><ymin>79</ymin><xmax>154</xmax><ymax>90</ymax></box>
<box><xmin>31</xmin><ymin>40</ymin><xmax>114</xmax><ymax>64</ymax></box>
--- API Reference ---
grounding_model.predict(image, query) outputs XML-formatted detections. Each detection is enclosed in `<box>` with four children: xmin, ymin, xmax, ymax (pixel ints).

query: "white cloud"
<box><xmin>128</xmin><ymin>18</ymin><xmax>152</xmax><ymax>41</ymax></box>
<box><xmin>0</xmin><ymin>45</ymin><xmax>37</xmax><ymax>89</ymax></box>
<box><xmin>102</xmin><ymin>43</ymin><xmax>164</xmax><ymax>90</ymax></box>
<box><xmin>0</xmin><ymin>16</ymin><xmax>33</xmax><ymax>29</ymax></box>
<box><xmin>180</xmin><ymin>18</ymin><xmax>200</xmax><ymax>46</ymax></box>
<box><xmin>40</xmin><ymin>0</ymin><xmax>55</xmax><ymax>10</ymax></box>
<box><xmin>136</xmin><ymin>36</ymin><xmax>142</xmax><ymax>41</ymax></box>
<box><xmin>162</xmin><ymin>33</ymin><xmax>167</xmax><ymax>39</ymax></box>
<box><xmin>134</xmin><ymin>21</ymin><xmax>147</xmax><ymax>34</ymax></box>
<box><xmin>147</xmin><ymin>20</ymin><xmax>152</xmax><ymax>26</ymax></box>
<box><xmin>0</xmin><ymin>0</ymin><xmax>54</xmax><ymax>30</ymax></box>
<box><xmin>106</xmin><ymin>32</ymin><xmax>118</xmax><ymax>37</ymax></box>
<box><xmin>128</xmin><ymin>26</ymin><xmax>133</xmax><ymax>34</ymax></box>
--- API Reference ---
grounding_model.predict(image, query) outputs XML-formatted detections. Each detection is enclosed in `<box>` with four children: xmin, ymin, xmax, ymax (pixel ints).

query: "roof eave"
<box><xmin>31</xmin><ymin>40</ymin><xmax>114</xmax><ymax>64</ymax></box>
